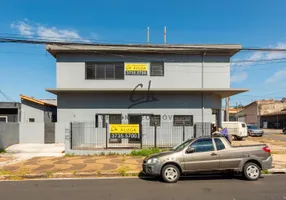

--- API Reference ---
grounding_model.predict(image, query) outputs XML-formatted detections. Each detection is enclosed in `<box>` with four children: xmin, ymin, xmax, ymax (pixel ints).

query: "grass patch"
<box><xmin>130</xmin><ymin>148</ymin><xmax>161</xmax><ymax>157</ymax></box>
<box><xmin>15</xmin><ymin>167</ymin><xmax>30</xmax><ymax>176</ymax></box>
<box><xmin>8</xmin><ymin>176</ymin><xmax>23</xmax><ymax>181</ymax></box>
<box><xmin>118</xmin><ymin>166</ymin><xmax>130</xmax><ymax>176</ymax></box>
<box><xmin>65</xmin><ymin>153</ymin><xmax>75</xmax><ymax>157</ymax></box>
<box><xmin>0</xmin><ymin>148</ymin><xmax>6</xmax><ymax>153</ymax></box>
<box><xmin>97</xmin><ymin>170</ymin><xmax>101</xmax><ymax>176</ymax></box>
<box><xmin>46</xmin><ymin>171</ymin><xmax>53</xmax><ymax>178</ymax></box>
<box><xmin>262</xmin><ymin>170</ymin><xmax>269</xmax><ymax>174</ymax></box>
<box><xmin>107</xmin><ymin>152</ymin><xmax>120</xmax><ymax>156</ymax></box>
<box><xmin>0</xmin><ymin>170</ymin><xmax>12</xmax><ymax>176</ymax></box>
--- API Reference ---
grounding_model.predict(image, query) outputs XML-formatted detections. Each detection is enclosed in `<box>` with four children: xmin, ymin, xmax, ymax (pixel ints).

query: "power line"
<box><xmin>2</xmin><ymin>37</ymin><xmax>286</xmax><ymax>71</ymax></box>
<box><xmin>2</xmin><ymin>37</ymin><xmax>286</xmax><ymax>52</ymax></box>
<box><xmin>0</xmin><ymin>33</ymin><xmax>148</xmax><ymax>44</ymax></box>
<box><xmin>0</xmin><ymin>51</ymin><xmax>47</xmax><ymax>56</ymax></box>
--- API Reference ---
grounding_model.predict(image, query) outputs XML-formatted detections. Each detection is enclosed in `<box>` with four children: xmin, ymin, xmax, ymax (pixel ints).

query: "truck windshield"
<box><xmin>171</xmin><ymin>139</ymin><xmax>194</xmax><ymax>152</ymax></box>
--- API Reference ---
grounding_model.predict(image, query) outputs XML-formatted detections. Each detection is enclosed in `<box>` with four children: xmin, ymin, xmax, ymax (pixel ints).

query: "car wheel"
<box><xmin>232</xmin><ymin>135</ymin><xmax>237</xmax><ymax>141</ymax></box>
<box><xmin>243</xmin><ymin>162</ymin><xmax>261</xmax><ymax>181</ymax></box>
<box><xmin>161</xmin><ymin>164</ymin><xmax>180</xmax><ymax>183</ymax></box>
<box><xmin>236</xmin><ymin>137</ymin><xmax>243</xmax><ymax>141</ymax></box>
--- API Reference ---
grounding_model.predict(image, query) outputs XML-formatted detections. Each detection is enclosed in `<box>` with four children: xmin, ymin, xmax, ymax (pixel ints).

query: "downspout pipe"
<box><xmin>202</xmin><ymin>52</ymin><xmax>206</xmax><ymax>135</ymax></box>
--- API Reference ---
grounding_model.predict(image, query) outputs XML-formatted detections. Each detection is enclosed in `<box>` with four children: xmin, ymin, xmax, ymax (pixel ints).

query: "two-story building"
<box><xmin>46</xmin><ymin>44</ymin><xmax>248</xmax><ymax>147</ymax></box>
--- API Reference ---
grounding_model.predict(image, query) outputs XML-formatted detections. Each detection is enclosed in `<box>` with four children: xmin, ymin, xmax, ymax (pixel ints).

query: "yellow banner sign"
<box><xmin>125</xmin><ymin>63</ymin><xmax>148</xmax><ymax>71</ymax></box>
<box><xmin>109</xmin><ymin>124</ymin><xmax>139</xmax><ymax>134</ymax></box>
<box><xmin>125</xmin><ymin>63</ymin><xmax>148</xmax><ymax>75</ymax></box>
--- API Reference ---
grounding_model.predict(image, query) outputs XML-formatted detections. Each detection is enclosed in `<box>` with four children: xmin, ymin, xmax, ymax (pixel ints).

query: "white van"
<box><xmin>221</xmin><ymin>121</ymin><xmax>248</xmax><ymax>140</ymax></box>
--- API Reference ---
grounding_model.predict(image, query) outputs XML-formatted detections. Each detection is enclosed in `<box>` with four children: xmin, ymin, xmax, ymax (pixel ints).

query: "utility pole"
<box><xmin>164</xmin><ymin>26</ymin><xmax>167</xmax><ymax>44</ymax></box>
<box><xmin>147</xmin><ymin>27</ymin><xmax>150</xmax><ymax>44</ymax></box>
<box><xmin>236</xmin><ymin>102</ymin><xmax>238</xmax><ymax>121</ymax></box>
<box><xmin>225</xmin><ymin>97</ymin><xmax>230</xmax><ymax>121</ymax></box>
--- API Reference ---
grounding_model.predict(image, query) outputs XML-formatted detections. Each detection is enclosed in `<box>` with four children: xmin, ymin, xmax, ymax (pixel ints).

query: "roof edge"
<box><xmin>46</xmin><ymin>44</ymin><xmax>242</xmax><ymax>58</ymax></box>
<box><xmin>20</xmin><ymin>95</ymin><xmax>57</xmax><ymax>107</ymax></box>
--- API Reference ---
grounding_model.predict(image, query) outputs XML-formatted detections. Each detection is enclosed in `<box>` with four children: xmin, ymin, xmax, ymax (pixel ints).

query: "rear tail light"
<box><xmin>263</xmin><ymin>146</ymin><xmax>271</xmax><ymax>153</ymax></box>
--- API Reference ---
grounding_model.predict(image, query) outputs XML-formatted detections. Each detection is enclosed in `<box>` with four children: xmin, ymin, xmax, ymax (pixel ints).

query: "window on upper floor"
<box><xmin>150</xmin><ymin>62</ymin><xmax>164</xmax><ymax>76</ymax></box>
<box><xmin>86</xmin><ymin>63</ymin><xmax>125</xmax><ymax>80</ymax></box>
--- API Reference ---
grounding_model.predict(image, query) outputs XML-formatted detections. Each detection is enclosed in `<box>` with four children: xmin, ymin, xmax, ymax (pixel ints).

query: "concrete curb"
<box><xmin>0</xmin><ymin>171</ymin><xmax>141</xmax><ymax>180</ymax></box>
<box><xmin>268</xmin><ymin>168</ymin><xmax>286</xmax><ymax>174</ymax></box>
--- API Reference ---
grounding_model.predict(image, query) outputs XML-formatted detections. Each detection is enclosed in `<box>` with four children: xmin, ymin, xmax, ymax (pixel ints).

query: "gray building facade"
<box><xmin>0</xmin><ymin>102</ymin><xmax>21</xmax><ymax>122</ymax></box>
<box><xmin>46</xmin><ymin>44</ymin><xmax>247</xmax><ymax>141</ymax></box>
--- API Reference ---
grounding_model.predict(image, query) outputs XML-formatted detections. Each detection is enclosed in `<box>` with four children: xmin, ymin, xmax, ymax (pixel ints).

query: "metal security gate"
<box><xmin>44</xmin><ymin>123</ymin><xmax>55</xmax><ymax>144</ymax></box>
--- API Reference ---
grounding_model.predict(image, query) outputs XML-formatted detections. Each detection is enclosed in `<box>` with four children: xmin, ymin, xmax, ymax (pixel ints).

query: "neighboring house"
<box><xmin>0</xmin><ymin>102</ymin><xmax>21</xmax><ymax>122</ymax></box>
<box><xmin>45</xmin><ymin>44</ymin><xmax>247</xmax><ymax>133</ymax></box>
<box><xmin>260</xmin><ymin>108</ymin><xmax>286</xmax><ymax>129</ymax></box>
<box><xmin>236</xmin><ymin>99</ymin><xmax>286</xmax><ymax>127</ymax></box>
<box><xmin>20</xmin><ymin>95</ymin><xmax>57</xmax><ymax>123</ymax></box>
<box><xmin>222</xmin><ymin>108</ymin><xmax>242</xmax><ymax>121</ymax></box>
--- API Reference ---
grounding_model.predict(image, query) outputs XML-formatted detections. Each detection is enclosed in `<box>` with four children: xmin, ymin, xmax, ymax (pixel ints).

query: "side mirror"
<box><xmin>186</xmin><ymin>147</ymin><xmax>195</xmax><ymax>154</ymax></box>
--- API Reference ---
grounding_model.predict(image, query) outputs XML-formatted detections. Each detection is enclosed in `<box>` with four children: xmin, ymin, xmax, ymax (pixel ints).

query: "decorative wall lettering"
<box><xmin>128</xmin><ymin>80</ymin><xmax>159</xmax><ymax>109</ymax></box>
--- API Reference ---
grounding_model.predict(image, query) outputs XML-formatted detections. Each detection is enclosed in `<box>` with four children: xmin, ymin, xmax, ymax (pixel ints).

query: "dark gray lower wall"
<box><xmin>0</xmin><ymin>123</ymin><xmax>19</xmax><ymax>149</ymax></box>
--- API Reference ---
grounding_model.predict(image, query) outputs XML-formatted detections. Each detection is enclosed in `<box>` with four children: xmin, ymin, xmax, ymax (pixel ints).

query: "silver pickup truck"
<box><xmin>142</xmin><ymin>136</ymin><xmax>272</xmax><ymax>183</ymax></box>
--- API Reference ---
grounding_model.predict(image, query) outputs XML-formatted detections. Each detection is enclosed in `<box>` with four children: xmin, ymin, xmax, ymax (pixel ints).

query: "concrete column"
<box><xmin>64</xmin><ymin>123</ymin><xmax>71</xmax><ymax>154</ymax></box>
<box><xmin>218</xmin><ymin>108</ymin><xmax>222</xmax><ymax>128</ymax></box>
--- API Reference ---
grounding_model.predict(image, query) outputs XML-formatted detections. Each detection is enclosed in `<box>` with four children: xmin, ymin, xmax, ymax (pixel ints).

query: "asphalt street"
<box><xmin>0</xmin><ymin>175</ymin><xmax>286</xmax><ymax>200</ymax></box>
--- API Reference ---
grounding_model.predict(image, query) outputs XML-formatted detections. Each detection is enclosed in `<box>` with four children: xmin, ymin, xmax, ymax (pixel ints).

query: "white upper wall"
<box><xmin>56</xmin><ymin>54</ymin><xmax>230</xmax><ymax>89</ymax></box>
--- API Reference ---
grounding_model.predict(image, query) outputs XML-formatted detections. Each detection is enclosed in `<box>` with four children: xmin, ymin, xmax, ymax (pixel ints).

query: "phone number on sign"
<box><xmin>110</xmin><ymin>134</ymin><xmax>140</xmax><ymax>139</ymax></box>
<box><xmin>125</xmin><ymin>71</ymin><xmax>147</xmax><ymax>75</ymax></box>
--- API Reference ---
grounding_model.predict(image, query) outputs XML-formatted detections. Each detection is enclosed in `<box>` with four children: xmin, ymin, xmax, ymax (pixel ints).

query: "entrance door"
<box><xmin>128</xmin><ymin>115</ymin><xmax>142</xmax><ymax>143</ymax></box>
<box><xmin>44</xmin><ymin>123</ymin><xmax>55</xmax><ymax>144</ymax></box>
<box><xmin>183</xmin><ymin>138</ymin><xmax>219</xmax><ymax>171</ymax></box>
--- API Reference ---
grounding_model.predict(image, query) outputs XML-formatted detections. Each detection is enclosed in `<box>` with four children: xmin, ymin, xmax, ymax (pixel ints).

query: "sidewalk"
<box><xmin>1</xmin><ymin>138</ymin><xmax>286</xmax><ymax>180</ymax></box>
<box><xmin>0</xmin><ymin>155</ymin><xmax>144</xmax><ymax>179</ymax></box>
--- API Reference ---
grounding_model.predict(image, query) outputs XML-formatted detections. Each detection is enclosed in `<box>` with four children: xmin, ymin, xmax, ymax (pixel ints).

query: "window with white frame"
<box><xmin>0</xmin><ymin>116</ymin><xmax>7</xmax><ymax>122</ymax></box>
<box><xmin>150</xmin><ymin>62</ymin><xmax>164</xmax><ymax>76</ymax></box>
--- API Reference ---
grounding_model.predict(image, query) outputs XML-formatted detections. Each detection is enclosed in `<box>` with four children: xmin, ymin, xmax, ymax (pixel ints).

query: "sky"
<box><xmin>0</xmin><ymin>0</ymin><xmax>286</xmax><ymax>107</ymax></box>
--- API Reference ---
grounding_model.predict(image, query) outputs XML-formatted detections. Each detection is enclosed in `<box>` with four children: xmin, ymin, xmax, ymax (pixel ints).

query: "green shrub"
<box><xmin>64</xmin><ymin>153</ymin><xmax>75</xmax><ymax>157</ymax></box>
<box><xmin>130</xmin><ymin>148</ymin><xmax>161</xmax><ymax>156</ymax></box>
<box><xmin>46</xmin><ymin>171</ymin><xmax>53</xmax><ymax>178</ymax></box>
<box><xmin>107</xmin><ymin>152</ymin><xmax>119</xmax><ymax>156</ymax></box>
<box><xmin>0</xmin><ymin>148</ymin><xmax>6</xmax><ymax>153</ymax></box>
<box><xmin>118</xmin><ymin>166</ymin><xmax>130</xmax><ymax>176</ymax></box>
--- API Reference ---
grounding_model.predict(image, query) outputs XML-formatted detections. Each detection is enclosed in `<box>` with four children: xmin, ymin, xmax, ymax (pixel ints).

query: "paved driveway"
<box><xmin>0</xmin><ymin>144</ymin><xmax>64</xmax><ymax>166</ymax></box>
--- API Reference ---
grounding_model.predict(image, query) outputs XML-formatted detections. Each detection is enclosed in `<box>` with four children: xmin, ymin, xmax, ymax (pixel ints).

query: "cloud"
<box><xmin>10</xmin><ymin>19</ymin><xmax>90</xmax><ymax>43</ymax></box>
<box><xmin>231</xmin><ymin>42</ymin><xmax>286</xmax><ymax>68</ymax></box>
<box><xmin>231</xmin><ymin>71</ymin><xmax>248</xmax><ymax>83</ymax></box>
<box><xmin>265</xmin><ymin>68</ymin><xmax>286</xmax><ymax>83</ymax></box>
<box><xmin>249</xmin><ymin>51</ymin><xmax>264</xmax><ymax>61</ymax></box>
<box><xmin>231</xmin><ymin>52</ymin><xmax>264</xmax><ymax>69</ymax></box>
<box><xmin>266</xmin><ymin>42</ymin><xmax>286</xmax><ymax>60</ymax></box>
<box><xmin>10</xmin><ymin>21</ymin><xmax>34</xmax><ymax>37</ymax></box>
<box><xmin>231</xmin><ymin>41</ymin><xmax>286</xmax><ymax>81</ymax></box>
